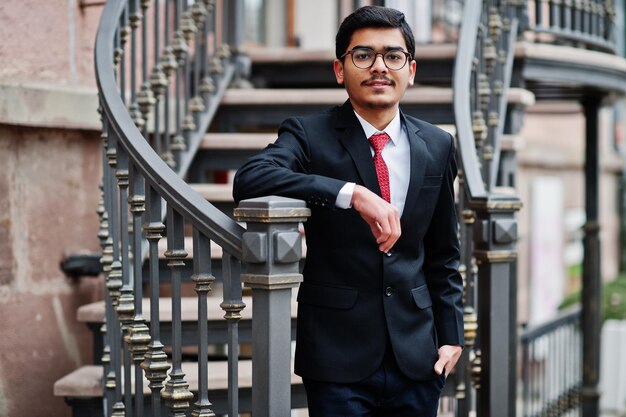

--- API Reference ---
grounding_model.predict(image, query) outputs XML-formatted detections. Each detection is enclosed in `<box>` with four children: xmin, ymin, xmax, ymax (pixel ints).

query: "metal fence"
<box><xmin>519</xmin><ymin>307</ymin><xmax>582</xmax><ymax>417</ymax></box>
<box><xmin>523</xmin><ymin>0</ymin><xmax>616</xmax><ymax>52</ymax></box>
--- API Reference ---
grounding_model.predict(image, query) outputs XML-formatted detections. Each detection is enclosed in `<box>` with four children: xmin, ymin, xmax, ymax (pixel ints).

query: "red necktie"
<box><xmin>369</xmin><ymin>133</ymin><xmax>391</xmax><ymax>203</ymax></box>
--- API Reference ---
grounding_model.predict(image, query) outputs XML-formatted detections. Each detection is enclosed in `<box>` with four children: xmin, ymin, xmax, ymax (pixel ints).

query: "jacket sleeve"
<box><xmin>232</xmin><ymin>117</ymin><xmax>346</xmax><ymax>207</ymax></box>
<box><xmin>422</xmin><ymin>135</ymin><xmax>465</xmax><ymax>347</ymax></box>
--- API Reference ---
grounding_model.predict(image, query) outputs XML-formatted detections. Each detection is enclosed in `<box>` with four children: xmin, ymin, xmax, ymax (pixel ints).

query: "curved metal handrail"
<box><xmin>95</xmin><ymin>0</ymin><xmax>245</xmax><ymax>259</ymax></box>
<box><xmin>452</xmin><ymin>0</ymin><xmax>488</xmax><ymax>200</ymax></box>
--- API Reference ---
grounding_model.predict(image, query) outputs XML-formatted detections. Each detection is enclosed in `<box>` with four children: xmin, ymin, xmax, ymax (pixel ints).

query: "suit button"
<box><xmin>385</xmin><ymin>286</ymin><xmax>395</xmax><ymax>297</ymax></box>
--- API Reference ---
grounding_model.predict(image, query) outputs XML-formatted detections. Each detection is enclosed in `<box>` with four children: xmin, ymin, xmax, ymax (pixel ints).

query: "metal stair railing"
<box><xmin>453</xmin><ymin>0</ymin><xmax>526</xmax><ymax>415</ymax></box>
<box><xmin>95</xmin><ymin>1</ymin><xmax>308</xmax><ymax>417</ymax></box>
<box><xmin>520</xmin><ymin>307</ymin><xmax>583</xmax><ymax>417</ymax></box>
<box><xmin>453</xmin><ymin>0</ymin><xmax>618</xmax><ymax>415</ymax></box>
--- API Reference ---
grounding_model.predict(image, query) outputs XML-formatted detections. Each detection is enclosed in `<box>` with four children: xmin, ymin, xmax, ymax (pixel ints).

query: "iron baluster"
<box><xmin>551</xmin><ymin>0</ymin><xmax>561</xmax><ymax>31</ymax></box>
<box><xmin>182</xmin><ymin>2</ymin><xmax>197</xmax><ymax>145</ymax></box>
<box><xmin>221</xmin><ymin>253</ymin><xmax>245</xmax><ymax>417</ymax></box>
<box><xmin>189</xmin><ymin>1</ymin><xmax>208</xmax><ymax>123</ymax></box>
<box><xmin>457</xmin><ymin>170</ymin><xmax>478</xmax><ymax>416</ymax></box>
<box><xmin>162</xmin><ymin>207</ymin><xmax>194</xmax><ymax>416</ymax></box>
<box><xmin>521</xmin><ymin>326</ymin><xmax>529</xmax><ymax>417</ymax></box>
<box><xmin>172</xmin><ymin>0</ymin><xmax>188</xmax><ymax>164</ymax></box>
<box><xmin>191</xmin><ymin>229</ymin><xmax>217</xmax><ymax>417</ymax></box>
<box><xmin>536</xmin><ymin>0</ymin><xmax>544</xmax><ymax>29</ymax></box>
<box><xmin>141</xmin><ymin>184</ymin><xmax>171</xmax><ymax>417</ymax></box>
<box><xmin>150</xmin><ymin>0</ymin><xmax>167</xmax><ymax>157</ymax></box>
<box><xmin>563</xmin><ymin>0</ymin><xmax>573</xmax><ymax>31</ymax></box>
<box><xmin>217</xmin><ymin>1</ymin><xmax>230</xmax><ymax>71</ymax></box>
<box><xmin>129</xmin><ymin>0</ymin><xmax>144</xmax><ymax>130</ymax></box>
<box><xmin>161</xmin><ymin>0</ymin><xmax>176</xmax><ymax>168</ymax></box>
<box><xmin>574</xmin><ymin>0</ymin><xmax>582</xmax><ymax>34</ymax></box>
<box><xmin>106</xmin><ymin>128</ymin><xmax>125</xmax><ymax>417</ymax></box>
<box><xmin>100</xmin><ymin>117</ymin><xmax>114</xmax><ymax>417</ymax></box>
<box><xmin>114</xmin><ymin>13</ymin><xmax>122</xmax><ymax>97</ymax></box>
<box><xmin>116</xmin><ymin>143</ymin><xmax>135</xmax><ymax>417</ymax></box>
<box><xmin>137</xmin><ymin>0</ymin><xmax>155</xmax><ymax>136</ymax></box>
<box><xmin>490</xmin><ymin>4</ymin><xmax>518</xmax><ymax>191</ymax></box>
<box><xmin>126</xmin><ymin>162</ymin><xmax>150</xmax><ymax>417</ymax></box>
<box><xmin>199</xmin><ymin>0</ymin><xmax>216</xmax><ymax>101</ymax></box>
<box><xmin>210</xmin><ymin>0</ymin><xmax>223</xmax><ymax>77</ymax></box>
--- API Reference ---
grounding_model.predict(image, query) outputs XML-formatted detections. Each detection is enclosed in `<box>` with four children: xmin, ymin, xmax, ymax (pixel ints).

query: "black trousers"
<box><xmin>303</xmin><ymin>346</ymin><xmax>445</xmax><ymax>417</ymax></box>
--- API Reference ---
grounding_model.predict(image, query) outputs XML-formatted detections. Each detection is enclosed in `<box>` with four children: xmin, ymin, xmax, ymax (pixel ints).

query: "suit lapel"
<box><xmin>334</xmin><ymin>103</ymin><xmax>429</xmax><ymax>217</ymax></box>
<box><xmin>401</xmin><ymin>114</ymin><xmax>427</xmax><ymax>227</ymax></box>
<box><xmin>336</xmin><ymin>101</ymin><xmax>381</xmax><ymax>197</ymax></box>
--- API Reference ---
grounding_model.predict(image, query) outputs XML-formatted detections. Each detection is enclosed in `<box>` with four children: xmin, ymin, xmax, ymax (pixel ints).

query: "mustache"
<box><xmin>361</xmin><ymin>76</ymin><xmax>395</xmax><ymax>86</ymax></box>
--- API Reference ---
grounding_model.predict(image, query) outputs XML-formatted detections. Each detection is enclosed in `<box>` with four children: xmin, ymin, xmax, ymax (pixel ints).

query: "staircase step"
<box><xmin>54</xmin><ymin>360</ymin><xmax>306</xmax><ymax>414</ymax></box>
<box><xmin>53</xmin><ymin>360</ymin><xmax>302</xmax><ymax>396</ymax></box>
<box><xmin>189</xmin><ymin>183</ymin><xmax>233</xmax><ymax>202</ymax></box>
<box><xmin>78</xmin><ymin>296</ymin><xmax>298</xmax><ymax>364</ymax></box>
<box><xmin>214</xmin><ymin>87</ymin><xmax>534</xmax><ymax>132</ymax></box>
<box><xmin>221</xmin><ymin>87</ymin><xmax>533</xmax><ymax>106</ymax></box>
<box><xmin>200</xmin><ymin>133</ymin><xmax>274</xmax><ymax>150</ymax></box>
<box><xmin>245</xmin><ymin>45</ymin><xmax>457</xmax><ymax>88</ymax></box>
<box><xmin>188</xmin><ymin>134</ymin><xmax>275</xmax><ymax>181</ymax></box>
<box><xmin>77</xmin><ymin>296</ymin><xmax>297</xmax><ymax>324</ymax></box>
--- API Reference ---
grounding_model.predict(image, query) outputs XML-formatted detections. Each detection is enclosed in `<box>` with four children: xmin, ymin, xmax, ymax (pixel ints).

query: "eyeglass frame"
<box><xmin>340</xmin><ymin>47</ymin><xmax>413</xmax><ymax>71</ymax></box>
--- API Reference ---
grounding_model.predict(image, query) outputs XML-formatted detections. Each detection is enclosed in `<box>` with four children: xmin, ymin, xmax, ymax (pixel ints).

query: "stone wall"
<box><xmin>0</xmin><ymin>1</ymin><xmax>104</xmax><ymax>415</ymax></box>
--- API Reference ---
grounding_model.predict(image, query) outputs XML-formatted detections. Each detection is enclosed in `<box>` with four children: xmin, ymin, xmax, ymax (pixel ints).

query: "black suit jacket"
<box><xmin>233</xmin><ymin>100</ymin><xmax>464</xmax><ymax>383</ymax></box>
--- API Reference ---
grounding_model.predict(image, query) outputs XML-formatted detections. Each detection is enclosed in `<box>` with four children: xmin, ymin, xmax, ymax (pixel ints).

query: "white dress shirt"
<box><xmin>335</xmin><ymin>110</ymin><xmax>411</xmax><ymax>216</ymax></box>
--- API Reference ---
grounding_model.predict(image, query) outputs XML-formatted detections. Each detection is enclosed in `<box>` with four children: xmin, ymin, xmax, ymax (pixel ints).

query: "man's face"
<box><xmin>334</xmin><ymin>27</ymin><xmax>416</xmax><ymax>116</ymax></box>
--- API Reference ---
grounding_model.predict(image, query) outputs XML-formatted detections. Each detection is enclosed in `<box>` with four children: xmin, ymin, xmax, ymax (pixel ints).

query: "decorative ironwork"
<box><xmin>191</xmin><ymin>230</ymin><xmax>217</xmax><ymax>417</ymax></box>
<box><xmin>463</xmin><ymin>309</ymin><xmax>478</xmax><ymax>347</ymax></box>
<box><xmin>453</xmin><ymin>0</ymin><xmax>526</xmax><ymax>415</ymax></box>
<box><xmin>470</xmin><ymin>350</ymin><xmax>482</xmax><ymax>389</ymax></box>
<box><xmin>96</xmin><ymin>1</ymin><xmax>253</xmax><ymax>414</ymax></box>
<box><xmin>524</xmin><ymin>0</ymin><xmax>616</xmax><ymax>51</ymax></box>
<box><xmin>162</xmin><ymin>208</ymin><xmax>193</xmax><ymax>417</ymax></box>
<box><xmin>520</xmin><ymin>308</ymin><xmax>582</xmax><ymax>416</ymax></box>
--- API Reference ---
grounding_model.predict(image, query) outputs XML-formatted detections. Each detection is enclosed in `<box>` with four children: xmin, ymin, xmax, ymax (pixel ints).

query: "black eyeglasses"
<box><xmin>341</xmin><ymin>47</ymin><xmax>412</xmax><ymax>71</ymax></box>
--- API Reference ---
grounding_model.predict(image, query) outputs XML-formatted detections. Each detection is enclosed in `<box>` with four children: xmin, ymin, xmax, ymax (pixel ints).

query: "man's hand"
<box><xmin>351</xmin><ymin>185</ymin><xmax>401</xmax><ymax>253</ymax></box>
<box><xmin>434</xmin><ymin>345</ymin><xmax>463</xmax><ymax>377</ymax></box>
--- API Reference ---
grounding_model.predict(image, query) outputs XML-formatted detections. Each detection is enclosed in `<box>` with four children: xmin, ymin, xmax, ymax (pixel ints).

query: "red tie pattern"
<box><xmin>368</xmin><ymin>132</ymin><xmax>391</xmax><ymax>203</ymax></box>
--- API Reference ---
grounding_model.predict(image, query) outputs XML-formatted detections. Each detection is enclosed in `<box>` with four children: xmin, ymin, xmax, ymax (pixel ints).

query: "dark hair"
<box><xmin>335</xmin><ymin>6</ymin><xmax>415</xmax><ymax>61</ymax></box>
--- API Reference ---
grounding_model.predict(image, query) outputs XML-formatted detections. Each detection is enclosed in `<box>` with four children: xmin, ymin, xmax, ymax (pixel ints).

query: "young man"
<box><xmin>233</xmin><ymin>6</ymin><xmax>464</xmax><ymax>416</ymax></box>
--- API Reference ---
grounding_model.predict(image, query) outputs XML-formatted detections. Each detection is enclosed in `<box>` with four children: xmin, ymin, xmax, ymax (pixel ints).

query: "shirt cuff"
<box><xmin>335</xmin><ymin>182</ymin><xmax>355</xmax><ymax>209</ymax></box>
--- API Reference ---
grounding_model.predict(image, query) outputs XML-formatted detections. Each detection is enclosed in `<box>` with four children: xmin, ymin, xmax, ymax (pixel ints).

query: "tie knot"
<box><xmin>369</xmin><ymin>132</ymin><xmax>390</xmax><ymax>154</ymax></box>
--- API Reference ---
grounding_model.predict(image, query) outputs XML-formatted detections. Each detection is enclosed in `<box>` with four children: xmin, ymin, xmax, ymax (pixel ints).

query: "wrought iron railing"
<box><xmin>95</xmin><ymin>1</ymin><xmax>307</xmax><ymax>416</ymax></box>
<box><xmin>452</xmin><ymin>1</ymin><xmax>618</xmax><ymax>416</ymax></box>
<box><xmin>453</xmin><ymin>0</ymin><xmax>525</xmax><ymax>415</ymax></box>
<box><xmin>520</xmin><ymin>308</ymin><xmax>583</xmax><ymax>417</ymax></box>
<box><xmin>522</xmin><ymin>0</ymin><xmax>616</xmax><ymax>52</ymax></box>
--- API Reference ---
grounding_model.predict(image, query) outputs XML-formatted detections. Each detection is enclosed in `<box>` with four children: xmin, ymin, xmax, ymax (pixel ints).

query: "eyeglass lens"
<box><xmin>350</xmin><ymin>48</ymin><xmax>408</xmax><ymax>70</ymax></box>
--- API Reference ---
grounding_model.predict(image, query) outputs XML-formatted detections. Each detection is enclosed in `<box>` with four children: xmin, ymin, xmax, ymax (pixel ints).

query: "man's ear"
<box><xmin>408</xmin><ymin>59</ymin><xmax>417</xmax><ymax>87</ymax></box>
<box><xmin>333</xmin><ymin>59</ymin><xmax>345</xmax><ymax>85</ymax></box>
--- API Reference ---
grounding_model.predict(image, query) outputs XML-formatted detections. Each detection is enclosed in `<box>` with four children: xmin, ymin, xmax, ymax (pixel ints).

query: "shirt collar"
<box><xmin>353</xmin><ymin>110</ymin><xmax>402</xmax><ymax>145</ymax></box>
